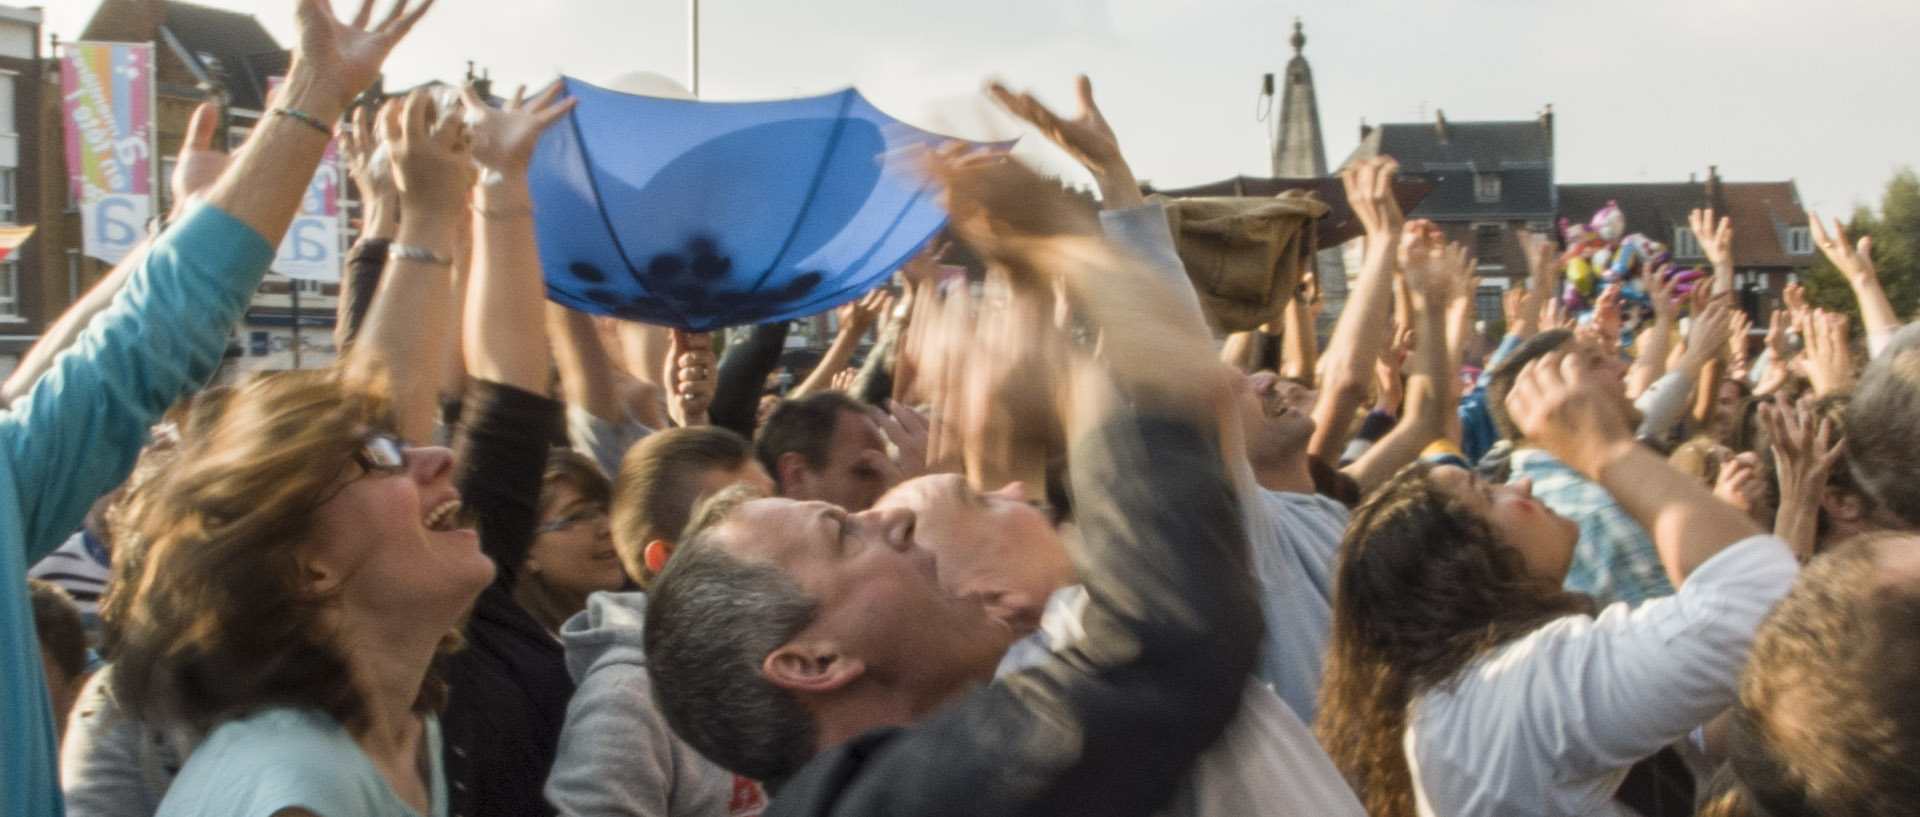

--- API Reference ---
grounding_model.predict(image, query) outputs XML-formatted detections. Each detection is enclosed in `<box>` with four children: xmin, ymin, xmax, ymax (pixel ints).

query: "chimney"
<box><xmin>1434</xmin><ymin>109</ymin><xmax>1449</xmax><ymax>143</ymax></box>
<box><xmin>1360</xmin><ymin>120</ymin><xmax>1372</xmax><ymax>140</ymax></box>
<box><xmin>1539</xmin><ymin>103</ymin><xmax>1553</xmax><ymax>134</ymax></box>
<box><xmin>1705</xmin><ymin>165</ymin><xmax>1723</xmax><ymax>208</ymax></box>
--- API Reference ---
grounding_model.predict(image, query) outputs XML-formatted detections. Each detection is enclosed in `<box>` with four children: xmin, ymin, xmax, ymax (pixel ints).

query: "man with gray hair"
<box><xmin>1844</xmin><ymin>321</ymin><xmax>1920</xmax><ymax>531</ymax></box>
<box><xmin>642</xmin><ymin>156</ymin><xmax>1263</xmax><ymax>816</ymax></box>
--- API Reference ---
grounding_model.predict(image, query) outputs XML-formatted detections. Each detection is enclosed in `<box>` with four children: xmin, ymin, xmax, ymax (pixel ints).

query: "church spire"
<box><xmin>1271</xmin><ymin>19</ymin><xmax>1327</xmax><ymax>178</ymax></box>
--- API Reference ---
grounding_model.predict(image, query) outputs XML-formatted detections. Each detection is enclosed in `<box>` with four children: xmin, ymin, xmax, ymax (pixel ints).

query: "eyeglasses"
<box><xmin>309</xmin><ymin>434</ymin><xmax>411</xmax><ymax>512</ymax></box>
<box><xmin>354</xmin><ymin>434</ymin><xmax>410</xmax><ymax>476</ymax></box>
<box><xmin>537</xmin><ymin>507</ymin><xmax>609</xmax><ymax>534</ymax></box>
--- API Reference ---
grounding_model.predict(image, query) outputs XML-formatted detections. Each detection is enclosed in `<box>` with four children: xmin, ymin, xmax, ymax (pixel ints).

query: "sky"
<box><xmin>43</xmin><ymin>0</ymin><xmax>1920</xmax><ymax>219</ymax></box>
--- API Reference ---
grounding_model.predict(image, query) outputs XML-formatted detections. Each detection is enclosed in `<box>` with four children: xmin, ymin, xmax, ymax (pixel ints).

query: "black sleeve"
<box><xmin>770</xmin><ymin>410</ymin><xmax>1262</xmax><ymax>817</ymax></box>
<box><xmin>709</xmin><ymin>321</ymin><xmax>789</xmax><ymax>438</ymax></box>
<box><xmin>453</xmin><ymin>379</ymin><xmax>562</xmax><ymax>592</ymax></box>
<box><xmin>335</xmin><ymin>237</ymin><xmax>390</xmax><ymax>354</ymax></box>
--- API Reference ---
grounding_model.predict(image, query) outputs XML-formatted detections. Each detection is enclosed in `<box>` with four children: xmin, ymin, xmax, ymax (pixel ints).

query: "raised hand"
<box><xmin>898</xmin><ymin>239</ymin><xmax>952</xmax><ymax>289</ymax></box>
<box><xmin>1647</xmin><ymin>265</ymin><xmax>1682</xmax><ymax>326</ymax></box>
<box><xmin>338</xmin><ymin>104</ymin><xmax>396</xmax><ymax>201</ymax></box>
<box><xmin>1687</xmin><ymin>207</ymin><xmax>1734</xmax><ymax>285</ymax></box>
<box><xmin>664</xmin><ymin>329</ymin><xmax>717</xmax><ymax>427</ymax></box>
<box><xmin>1798</xmin><ymin>308</ymin><xmax>1855</xmax><ymax>397</ymax></box>
<box><xmin>868</xmin><ymin>399</ymin><xmax>936</xmax><ymax>480</ymax></box>
<box><xmin>1398</xmin><ymin>220</ymin><xmax>1453</xmax><ymax>302</ymax></box>
<box><xmin>1505</xmin><ymin>349</ymin><xmax>1636</xmax><ymax>474</ymax></box>
<box><xmin>462</xmin><ymin>81</ymin><xmax>577</xmax><ymax>176</ymax></box>
<box><xmin>1712</xmin><ymin>451</ymin><xmax>1769</xmax><ymax>519</ymax></box>
<box><xmin>1808</xmin><ymin>211</ymin><xmax>1878</xmax><ymax>284</ymax></box>
<box><xmin>169</xmin><ymin>103</ymin><xmax>229</xmax><ymax>218</ymax></box>
<box><xmin>1677</xmin><ymin>296</ymin><xmax>1735</xmax><ymax>379</ymax></box>
<box><xmin>1761</xmin><ymin>397</ymin><xmax>1847</xmax><ymax>559</ymax></box>
<box><xmin>988</xmin><ymin>75</ymin><xmax>1137</xmax><ymax>206</ymax></box>
<box><xmin>837</xmin><ymin>286</ymin><xmax>893</xmax><ymax>337</ymax></box>
<box><xmin>1782</xmin><ymin>281</ymin><xmax>1811</xmax><ymax>326</ymax></box>
<box><xmin>380</xmin><ymin>90</ymin><xmax>469</xmax><ymax>215</ymax></box>
<box><xmin>1342</xmin><ymin>156</ymin><xmax>1404</xmax><ymax>243</ymax></box>
<box><xmin>1726</xmin><ymin>307</ymin><xmax>1753</xmax><ymax>368</ymax></box>
<box><xmin>290</xmin><ymin>0</ymin><xmax>436</xmax><ymax>119</ymax></box>
<box><xmin>1582</xmin><ymin>284</ymin><xmax>1624</xmax><ymax>349</ymax></box>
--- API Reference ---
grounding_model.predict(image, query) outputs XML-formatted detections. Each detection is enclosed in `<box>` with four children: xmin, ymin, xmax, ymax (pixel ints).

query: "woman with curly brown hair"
<box><xmin>1318</xmin><ymin>347</ymin><xmax>1798</xmax><ymax>817</ymax></box>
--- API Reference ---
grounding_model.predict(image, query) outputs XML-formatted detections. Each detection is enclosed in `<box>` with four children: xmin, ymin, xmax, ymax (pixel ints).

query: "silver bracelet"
<box><xmin>388</xmin><ymin>244</ymin><xmax>454</xmax><ymax>266</ymax></box>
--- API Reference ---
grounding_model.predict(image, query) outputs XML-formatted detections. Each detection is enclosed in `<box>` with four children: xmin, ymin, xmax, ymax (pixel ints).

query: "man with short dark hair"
<box><xmin>754</xmin><ymin>391</ymin><xmax>892</xmax><ymax>510</ymax></box>
<box><xmin>645</xmin><ymin>155</ymin><xmax>1263</xmax><ymax>816</ymax></box>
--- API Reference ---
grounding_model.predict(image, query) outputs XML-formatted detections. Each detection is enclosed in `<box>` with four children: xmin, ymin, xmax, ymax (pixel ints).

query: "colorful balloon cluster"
<box><xmin>1559</xmin><ymin>201</ymin><xmax>1708</xmax><ymax>332</ymax></box>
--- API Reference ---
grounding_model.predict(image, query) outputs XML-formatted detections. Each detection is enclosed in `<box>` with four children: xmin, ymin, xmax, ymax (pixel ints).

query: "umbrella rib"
<box><xmin>716</xmin><ymin>89</ymin><xmax>859</xmax><ymax>328</ymax></box>
<box><xmin>565</xmin><ymin>96</ymin><xmax>659</xmax><ymax>317</ymax></box>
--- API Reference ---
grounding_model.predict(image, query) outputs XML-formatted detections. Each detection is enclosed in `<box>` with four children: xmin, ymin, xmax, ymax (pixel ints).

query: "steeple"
<box><xmin>1271</xmin><ymin>19</ymin><xmax>1327</xmax><ymax>178</ymax></box>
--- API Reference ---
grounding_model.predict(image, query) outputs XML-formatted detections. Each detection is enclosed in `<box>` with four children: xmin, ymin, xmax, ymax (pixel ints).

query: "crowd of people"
<box><xmin>9</xmin><ymin>1</ymin><xmax>1920</xmax><ymax>815</ymax></box>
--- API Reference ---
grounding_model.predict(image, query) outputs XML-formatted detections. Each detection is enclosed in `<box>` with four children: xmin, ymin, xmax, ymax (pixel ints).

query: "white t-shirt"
<box><xmin>1406</xmin><ymin>535</ymin><xmax>1798</xmax><ymax>817</ymax></box>
<box><xmin>1000</xmin><ymin>586</ymin><xmax>1366</xmax><ymax>817</ymax></box>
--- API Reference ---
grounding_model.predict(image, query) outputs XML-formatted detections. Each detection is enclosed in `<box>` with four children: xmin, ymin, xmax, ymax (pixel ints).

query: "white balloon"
<box><xmin>598</xmin><ymin>71</ymin><xmax>695</xmax><ymax>100</ymax></box>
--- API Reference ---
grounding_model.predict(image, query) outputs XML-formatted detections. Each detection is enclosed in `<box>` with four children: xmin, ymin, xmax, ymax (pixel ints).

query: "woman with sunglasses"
<box><xmin>1316</xmin><ymin>349</ymin><xmax>1799</xmax><ymax>817</ymax></box>
<box><xmin>104</xmin><ymin>42</ymin><xmax>578</xmax><ymax>817</ymax></box>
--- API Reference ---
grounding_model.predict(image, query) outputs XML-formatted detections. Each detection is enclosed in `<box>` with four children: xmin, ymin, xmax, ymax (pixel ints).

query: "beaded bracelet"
<box><xmin>270</xmin><ymin>107</ymin><xmax>333</xmax><ymax>136</ymax></box>
<box><xmin>388</xmin><ymin>244</ymin><xmax>455</xmax><ymax>267</ymax></box>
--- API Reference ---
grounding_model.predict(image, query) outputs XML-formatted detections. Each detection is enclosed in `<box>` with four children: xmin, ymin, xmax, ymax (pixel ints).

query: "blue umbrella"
<box><xmin>529</xmin><ymin>76</ymin><xmax>1001</xmax><ymax>331</ymax></box>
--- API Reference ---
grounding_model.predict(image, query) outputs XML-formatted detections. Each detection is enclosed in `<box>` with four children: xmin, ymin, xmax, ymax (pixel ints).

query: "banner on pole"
<box><xmin>268</xmin><ymin>76</ymin><xmax>343</xmax><ymax>282</ymax></box>
<box><xmin>60</xmin><ymin>42</ymin><xmax>155</xmax><ymax>265</ymax></box>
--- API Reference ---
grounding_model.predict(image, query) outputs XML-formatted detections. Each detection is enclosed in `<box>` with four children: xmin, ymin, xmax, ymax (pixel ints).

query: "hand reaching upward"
<box><xmin>989</xmin><ymin>75</ymin><xmax>1140</xmax><ymax>208</ymax></box>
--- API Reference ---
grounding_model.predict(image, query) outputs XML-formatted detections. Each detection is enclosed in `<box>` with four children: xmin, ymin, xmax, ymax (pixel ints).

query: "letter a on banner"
<box><xmin>61</xmin><ymin>42</ymin><xmax>157</xmax><ymax>265</ymax></box>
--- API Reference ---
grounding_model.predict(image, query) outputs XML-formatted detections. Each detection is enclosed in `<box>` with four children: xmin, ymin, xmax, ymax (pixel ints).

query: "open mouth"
<box><xmin>423</xmin><ymin>499</ymin><xmax>466</xmax><ymax>532</ymax></box>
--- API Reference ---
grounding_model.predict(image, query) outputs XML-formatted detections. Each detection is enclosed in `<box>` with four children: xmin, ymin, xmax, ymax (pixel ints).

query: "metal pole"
<box><xmin>290</xmin><ymin>281</ymin><xmax>302</xmax><ymax>369</ymax></box>
<box><xmin>688</xmin><ymin>0</ymin><xmax>699</xmax><ymax>96</ymax></box>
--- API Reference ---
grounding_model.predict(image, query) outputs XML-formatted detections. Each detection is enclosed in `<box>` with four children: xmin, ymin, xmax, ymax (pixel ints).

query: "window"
<box><xmin>0</xmin><ymin>258</ymin><xmax>17</xmax><ymax>319</ymax></box>
<box><xmin>0</xmin><ymin>167</ymin><xmax>13</xmax><ymax>223</ymax></box>
<box><xmin>1475</xmin><ymin>224</ymin><xmax>1505</xmax><ymax>269</ymax></box>
<box><xmin>157</xmin><ymin>156</ymin><xmax>177</xmax><ymax>216</ymax></box>
<box><xmin>1787</xmin><ymin>227</ymin><xmax>1813</xmax><ymax>255</ymax></box>
<box><xmin>1473</xmin><ymin>173</ymin><xmax>1501</xmax><ymax>204</ymax></box>
<box><xmin>1672</xmin><ymin>227</ymin><xmax>1702</xmax><ymax>259</ymax></box>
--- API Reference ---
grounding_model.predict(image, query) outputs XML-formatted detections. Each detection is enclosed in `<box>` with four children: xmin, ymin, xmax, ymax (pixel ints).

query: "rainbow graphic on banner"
<box><xmin>61</xmin><ymin>41</ymin><xmax>155</xmax><ymax>263</ymax></box>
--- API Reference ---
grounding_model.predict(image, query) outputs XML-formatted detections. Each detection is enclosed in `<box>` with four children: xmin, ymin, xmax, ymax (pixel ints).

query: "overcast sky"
<box><xmin>45</xmin><ymin>0</ymin><xmax>1920</xmax><ymax>219</ymax></box>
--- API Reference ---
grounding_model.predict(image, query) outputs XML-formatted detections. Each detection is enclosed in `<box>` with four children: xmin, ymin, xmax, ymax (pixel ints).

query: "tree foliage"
<box><xmin>1803</xmin><ymin>168</ymin><xmax>1920</xmax><ymax>327</ymax></box>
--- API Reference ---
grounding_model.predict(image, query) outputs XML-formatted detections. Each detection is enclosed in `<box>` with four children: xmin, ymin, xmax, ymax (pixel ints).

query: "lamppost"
<box><xmin>688</xmin><ymin>0</ymin><xmax>700</xmax><ymax>96</ymax></box>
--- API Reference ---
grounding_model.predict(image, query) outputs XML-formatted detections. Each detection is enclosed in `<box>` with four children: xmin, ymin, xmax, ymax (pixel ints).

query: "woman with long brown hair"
<box><xmin>102</xmin><ymin>39</ymin><xmax>577</xmax><ymax>817</ymax></box>
<box><xmin>1318</xmin><ymin>347</ymin><xmax>1798</xmax><ymax>817</ymax></box>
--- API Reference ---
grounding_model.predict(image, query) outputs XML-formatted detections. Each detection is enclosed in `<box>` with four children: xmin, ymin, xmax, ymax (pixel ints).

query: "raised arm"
<box><xmin>1809</xmin><ymin>212</ymin><xmax>1899</xmax><ymax>358</ymax></box>
<box><xmin>1345</xmin><ymin>223</ymin><xmax>1455</xmax><ymax>492</ymax></box>
<box><xmin>2</xmin><ymin>101</ymin><xmax>230</xmax><ymax>404</ymax></box>
<box><xmin>1688</xmin><ymin>208</ymin><xmax>1735</xmax><ymax>298</ymax></box>
<box><xmin>346</xmin><ymin>92</ymin><xmax>468</xmax><ymax>443</ymax></box>
<box><xmin>1310</xmin><ymin>158</ymin><xmax>1404</xmax><ymax>462</ymax></box>
<box><xmin>1506</xmin><ymin>347</ymin><xmax>1764</xmax><ymax>587</ymax></box>
<box><xmin>989</xmin><ymin>75</ymin><xmax>1141</xmax><ymax>209</ymax></box>
<box><xmin>462</xmin><ymin>82</ymin><xmax>574</xmax><ymax>392</ymax></box>
<box><xmin>791</xmin><ymin>287</ymin><xmax>890</xmax><ymax>399</ymax></box>
<box><xmin>0</xmin><ymin>0</ymin><xmax>431</xmax><ymax>559</ymax></box>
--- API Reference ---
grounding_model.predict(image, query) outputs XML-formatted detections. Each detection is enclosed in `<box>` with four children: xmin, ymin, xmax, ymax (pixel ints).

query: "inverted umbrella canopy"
<box><xmin>529</xmin><ymin>76</ymin><xmax>1000</xmax><ymax>331</ymax></box>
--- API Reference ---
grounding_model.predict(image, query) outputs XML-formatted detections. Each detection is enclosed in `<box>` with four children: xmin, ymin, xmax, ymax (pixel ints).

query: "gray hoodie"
<box><xmin>547</xmin><ymin>592</ymin><xmax>764</xmax><ymax>817</ymax></box>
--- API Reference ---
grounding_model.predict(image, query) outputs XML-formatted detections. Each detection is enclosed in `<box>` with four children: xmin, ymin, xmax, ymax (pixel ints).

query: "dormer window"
<box><xmin>1673</xmin><ymin>227</ymin><xmax>1702</xmax><ymax>259</ymax></box>
<box><xmin>1788</xmin><ymin>227</ymin><xmax>1813</xmax><ymax>255</ymax></box>
<box><xmin>1474</xmin><ymin>173</ymin><xmax>1501</xmax><ymax>204</ymax></box>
